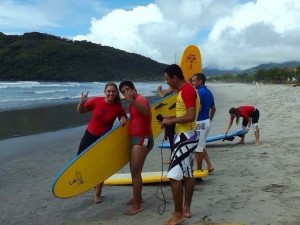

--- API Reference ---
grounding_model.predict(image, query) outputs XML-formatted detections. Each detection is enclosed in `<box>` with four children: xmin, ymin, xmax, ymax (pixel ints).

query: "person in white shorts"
<box><xmin>191</xmin><ymin>73</ymin><xmax>216</xmax><ymax>173</ymax></box>
<box><xmin>161</xmin><ymin>64</ymin><xmax>199</xmax><ymax>225</ymax></box>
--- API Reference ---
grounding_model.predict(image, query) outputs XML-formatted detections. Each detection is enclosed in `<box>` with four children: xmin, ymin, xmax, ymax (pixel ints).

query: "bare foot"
<box><xmin>237</xmin><ymin>141</ymin><xmax>245</xmax><ymax>144</ymax></box>
<box><xmin>123</xmin><ymin>207</ymin><xmax>144</xmax><ymax>216</ymax></box>
<box><xmin>126</xmin><ymin>198</ymin><xmax>144</xmax><ymax>205</ymax></box>
<box><xmin>254</xmin><ymin>142</ymin><xmax>260</xmax><ymax>146</ymax></box>
<box><xmin>183</xmin><ymin>207</ymin><xmax>192</xmax><ymax>218</ymax></box>
<box><xmin>94</xmin><ymin>195</ymin><xmax>102</xmax><ymax>204</ymax></box>
<box><xmin>164</xmin><ymin>214</ymin><xmax>185</xmax><ymax>225</ymax></box>
<box><xmin>208</xmin><ymin>168</ymin><xmax>214</xmax><ymax>173</ymax></box>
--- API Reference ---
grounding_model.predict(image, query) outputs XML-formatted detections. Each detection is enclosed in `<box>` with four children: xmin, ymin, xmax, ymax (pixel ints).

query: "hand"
<box><xmin>81</xmin><ymin>91</ymin><xmax>89</xmax><ymax>102</ymax></box>
<box><xmin>157</xmin><ymin>85</ymin><xmax>162</xmax><ymax>92</ymax></box>
<box><xmin>119</xmin><ymin>117</ymin><xmax>127</xmax><ymax>127</ymax></box>
<box><xmin>162</xmin><ymin>117</ymin><xmax>172</xmax><ymax>126</ymax></box>
<box><xmin>123</xmin><ymin>90</ymin><xmax>135</xmax><ymax>102</ymax></box>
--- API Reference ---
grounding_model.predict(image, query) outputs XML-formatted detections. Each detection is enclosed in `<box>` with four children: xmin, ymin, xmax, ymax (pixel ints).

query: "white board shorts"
<box><xmin>195</xmin><ymin>119</ymin><xmax>210</xmax><ymax>153</ymax></box>
<box><xmin>167</xmin><ymin>131</ymin><xmax>199</xmax><ymax>181</ymax></box>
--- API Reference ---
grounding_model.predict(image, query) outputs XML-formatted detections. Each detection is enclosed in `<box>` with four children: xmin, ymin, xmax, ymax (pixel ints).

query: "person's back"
<box><xmin>197</xmin><ymin>86</ymin><xmax>215</xmax><ymax>121</ymax></box>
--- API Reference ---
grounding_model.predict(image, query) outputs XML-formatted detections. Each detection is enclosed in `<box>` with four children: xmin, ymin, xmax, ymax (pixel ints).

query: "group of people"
<box><xmin>75</xmin><ymin>64</ymin><xmax>260</xmax><ymax>225</ymax></box>
<box><xmin>76</xmin><ymin>81</ymin><xmax>153</xmax><ymax>216</ymax></box>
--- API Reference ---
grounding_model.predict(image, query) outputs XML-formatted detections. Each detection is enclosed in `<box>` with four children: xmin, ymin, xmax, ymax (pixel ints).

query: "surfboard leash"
<box><xmin>155</xmin><ymin>138</ymin><xmax>169</xmax><ymax>215</ymax></box>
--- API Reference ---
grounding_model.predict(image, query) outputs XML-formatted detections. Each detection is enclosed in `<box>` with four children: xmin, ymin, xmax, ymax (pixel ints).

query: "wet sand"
<box><xmin>0</xmin><ymin>83</ymin><xmax>299</xmax><ymax>225</ymax></box>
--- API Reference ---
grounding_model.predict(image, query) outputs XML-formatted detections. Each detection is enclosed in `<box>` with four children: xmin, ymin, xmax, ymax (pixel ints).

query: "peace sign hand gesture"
<box><xmin>81</xmin><ymin>91</ymin><xmax>89</xmax><ymax>102</ymax></box>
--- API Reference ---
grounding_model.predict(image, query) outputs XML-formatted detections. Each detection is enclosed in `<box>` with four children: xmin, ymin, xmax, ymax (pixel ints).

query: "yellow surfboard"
<box><xmin>104</xmin><ymin>170</ymin><xmax>208</xmax><ymax>185</ymax></box>
<box><xmin>179</xmin><ymin>44</ymin><xmax>202</xmax><ymax>78</ymax></box>
<box><xmin>51</xmin><ymin>45</ymin><xmax>202</xmax><ymax>198</ymax></box>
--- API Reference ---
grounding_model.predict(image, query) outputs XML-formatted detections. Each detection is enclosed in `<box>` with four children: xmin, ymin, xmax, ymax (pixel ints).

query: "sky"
<box><xmin>1</xmin><ymin>0</ymin><xmax>300</xmax><ymax>70</ymax></box>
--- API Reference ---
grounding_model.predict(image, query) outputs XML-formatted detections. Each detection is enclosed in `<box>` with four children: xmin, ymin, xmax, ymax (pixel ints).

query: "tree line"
<box><xmin>0</xmin><ymin>32</ymin><xmax>166</xmax><ymax>81</ymax></box>
<box><xmin>207</xmin><ymin>66</ymin><xmax>300</xmax><ymax>84</ymax></box>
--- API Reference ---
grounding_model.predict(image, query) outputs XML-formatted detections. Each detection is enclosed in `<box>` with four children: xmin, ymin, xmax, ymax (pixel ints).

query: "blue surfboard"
<box><xmin>158</xmin><ymin>129</ymin><xmax>248</xmax><ymax>149</ymax></box>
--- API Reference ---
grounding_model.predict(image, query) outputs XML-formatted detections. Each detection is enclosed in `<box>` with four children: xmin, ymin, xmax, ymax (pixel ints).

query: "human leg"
<box><xmin>254</xmin><ymin>126</ymin><xmax>260</xmax><ymax>145</ymax></box>
<box><xmin>77</xmin><ymin>131</ymin><xmax>103</xmax><ymax>203</ymax></box>
<box><xmin>194</xmin><ymin>152</ymin><xmax>204</xmax><ymax>170</ymax></box>
<box><xmin>164</xmin><ymin>179</ymin><xmax>185</xmax><ymax>225</ymax></box>
<box><xmin>202</xmin><ymin>120</ymin><xmax>214</xmax><ymax>171</ymax></box>
<box><xmin>203</xmin><ymin>149</ymin><xmax>214</xmax><ymax>172</ymax></box>
<box><xmin>94</xmin><ymin>182</ymin><xmax>103</xmax><ymax>204</ymax></box>
<box><xmin>182</xmin><ymin>176</ymin><xmax>194</xmax><ymax>218</ymax></box>
<box><xmin>165</xmin><ymin>131</ymin><xmax>198</xmax><ymax>224</ymax></box>
<box><xmin>238</xmin><ymin>123</ymin><xmax>247</xmax><ymax>144</ymax></box>
<box><xmin>195</xmin><ymin>121</ymin><xmax>205</xmax><ymax>170</ymax></box>
<box><xmin>124</xmin><ymin>143</ymin><xmax>151</xmax><ymax>215</ymax></box>
<box><xmin>252</xmin><ymin>109</ymin><xmax>260</xmax><ymax>145</ymax></box>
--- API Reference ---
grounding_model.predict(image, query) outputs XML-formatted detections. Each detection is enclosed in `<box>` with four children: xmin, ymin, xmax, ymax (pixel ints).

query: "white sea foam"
<box><xmin>0</xmin><ymin>81</ymin><xmax>162</xmax><ymax>111</ymax></box>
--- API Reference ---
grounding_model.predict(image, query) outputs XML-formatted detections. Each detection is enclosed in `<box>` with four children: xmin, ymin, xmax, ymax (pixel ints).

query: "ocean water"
<box><xmin>0</xmin><ymin>81</ymin><xmax>168</xmax><ymax>112</ymax></box>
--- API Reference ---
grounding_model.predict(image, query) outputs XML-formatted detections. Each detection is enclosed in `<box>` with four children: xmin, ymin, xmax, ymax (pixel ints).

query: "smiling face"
<box><xmin>104</xmin><ymin>84</ymin><xmax>118</xmax><ymax>103</ymax></box>
<box><xmin>164</xmin><ymin>73</ymin><xmax>176</xmax><ymax>89</ymax></box>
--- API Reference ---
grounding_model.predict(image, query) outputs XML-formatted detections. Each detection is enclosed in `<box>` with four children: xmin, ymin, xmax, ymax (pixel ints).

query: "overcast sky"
<box><xmin>1</xmin><ymin>0</ymin><xmax>299</xmax><ymax>69</ymax></box>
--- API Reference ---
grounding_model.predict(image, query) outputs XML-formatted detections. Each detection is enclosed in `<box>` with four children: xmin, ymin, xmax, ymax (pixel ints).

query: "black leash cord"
<box><xmin>155</xmin><ymin>139</ymin><xmax>169</xmax><ymax>215</ymax></box>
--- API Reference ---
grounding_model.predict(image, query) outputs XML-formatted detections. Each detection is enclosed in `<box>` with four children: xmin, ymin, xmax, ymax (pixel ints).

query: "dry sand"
<box><xmin>0</xmin><ymin>83</ymin><xmax>299</xmax><ymax>225</ymax></box>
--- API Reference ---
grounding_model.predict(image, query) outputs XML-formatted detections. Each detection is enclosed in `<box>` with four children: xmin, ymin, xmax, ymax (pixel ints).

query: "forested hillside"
<box><xmin>0</xmin><ymin>32</ymin><xmax>167</xmax><ymax>81</ymax></box>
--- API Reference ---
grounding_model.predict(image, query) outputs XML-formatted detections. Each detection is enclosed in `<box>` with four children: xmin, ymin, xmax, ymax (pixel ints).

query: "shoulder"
<box><xmin>182</xmin><ymin>83</ymin><xmax>196</xmax><ymax>93</ymax></box>
<box><xmin>181</xmin><ymin>84</ymin><xmax>197</xmax><ymax>100</ymax></box>
<box><xmin>135</xmin><ymin>94</ymin><xmax>149</xmax><ymax>104</ymax></box>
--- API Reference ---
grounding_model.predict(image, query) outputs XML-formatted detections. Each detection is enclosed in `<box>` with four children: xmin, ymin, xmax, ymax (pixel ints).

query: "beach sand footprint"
<box><xmin>261</xmin><ymin>184</ymin><xmax>287</xmax><ymax>193</ymax></box>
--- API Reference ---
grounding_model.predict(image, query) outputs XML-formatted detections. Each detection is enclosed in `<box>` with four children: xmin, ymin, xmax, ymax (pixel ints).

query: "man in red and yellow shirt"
<box><xmin>161</xmin><ymin>64</ymin><xmax>199</xmax><ymax>225</ymax></box>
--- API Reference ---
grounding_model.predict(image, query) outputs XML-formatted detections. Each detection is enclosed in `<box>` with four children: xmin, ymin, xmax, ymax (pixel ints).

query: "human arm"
<box><xmin>225</xmin><ymin>117</ymin><xmax>233</xmax><ymax>134</ymax></box>
<box><xmin>77</xmin><ymin>91</ymin><xmax>89</xmax><ymax>113</ymax></box>
<box><xmin>210</xmin><ymin>105</ymin><xmax>216</xmax><ymax>121</ymax></box>
<box><xmin>246</xmin><ymin>117</ymin><xmax>252</xmax><ymax>130</ymax></box>
<box><xmin>124</xmin><ymin>91</ymin><xmax>149</xmax><ymax>116</ymax></box>
<box><xmin>157</xmin><ymin>86</ymin><xmax>173</xmax><ymax>97</ymax></box>
<box><xmin>162</xmin><ymin>107</ymin><xmax>196</xmax><ymax>126</ymax></box>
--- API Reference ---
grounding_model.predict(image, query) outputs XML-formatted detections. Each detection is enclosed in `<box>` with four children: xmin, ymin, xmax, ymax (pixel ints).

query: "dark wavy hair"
<box><xmin>118</xmin><ymin>80</ymin><xmax>136</xmax><ymax>92</ymax></box>
<box><xmin>104</xmin><ymin>82</ymin><xmax>122</xmax><ymax>105</ymax></box>
<box><xmin>164</xmin><ymin>64</ymin><xmax>184</xmax><ymax>80</ymax></box>
<box><xmin>193</xmin><ymin>73</ymin><xmax>206</xmax><ymax>84</ymax></box>
<box><xmin>229</xmin><ymin>107</ymin><xmax>240</xmax><ymax>125</ymax></box>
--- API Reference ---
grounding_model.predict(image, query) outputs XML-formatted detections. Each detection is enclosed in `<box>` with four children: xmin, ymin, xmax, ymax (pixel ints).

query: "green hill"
<box><xmin>0</xmin><ymin>32</ymin><xmax>167</xmax><ymax>81</ymax></box>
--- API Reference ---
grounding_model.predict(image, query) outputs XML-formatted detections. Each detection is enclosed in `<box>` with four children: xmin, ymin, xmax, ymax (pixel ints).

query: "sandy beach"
<box><xmin>0</xmin><ymin>83</ymin><xmax>299</xmax><ymax>225</ymax></box>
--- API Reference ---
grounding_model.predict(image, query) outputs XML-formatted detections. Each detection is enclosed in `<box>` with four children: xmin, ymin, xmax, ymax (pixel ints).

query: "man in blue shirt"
<box><xmin>191</xmin><ymin>73</ymin><xmax>216</xmax><ymax>173</ymax></box>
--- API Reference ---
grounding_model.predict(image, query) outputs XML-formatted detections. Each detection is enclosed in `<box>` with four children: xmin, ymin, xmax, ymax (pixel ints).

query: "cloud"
<box><xmin>74</xmin><ymin>0</ymin><xmax>300</xmax><ymax>69</ymax></box>
<box><xmin>74</xmin><ymin>0</ymin><xmax>236</xmax><ymax>65</ymax></box>
<box><xmin>0</xmin><ymin>0</ymin><xmax>105</xmax><ymax>35</ymax></box>
<box><xmin>74</xmin><ymin>4</ymin><xmax>166</xmax><ymax>61</ymax></box>
<box><xmin>0</xmin><ymin>0</ymin><xmax>60</xmax><ymax>30</ymax></box>
<box><xmin>202</xmin><ymin>0</ymin><xmax>300</xmax><ymax>69</ymax></box>
<box><xmin>1</xmin><ymin>0</ymin><xmax>300</xmax><ymax>69</ymax></box>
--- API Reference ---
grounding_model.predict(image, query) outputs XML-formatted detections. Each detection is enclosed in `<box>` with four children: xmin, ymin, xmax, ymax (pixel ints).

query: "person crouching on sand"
<box><xmin>224</xmin><ymin>105</ymin><xmax>260</xmax><ymax>146</ymax></box>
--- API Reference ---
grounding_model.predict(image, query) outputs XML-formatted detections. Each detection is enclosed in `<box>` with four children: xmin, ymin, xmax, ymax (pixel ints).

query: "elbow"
<box><xmin>143</xmin><ymin>111</ymin><xmax>149</xmax><ymax>117</ymax></box>
<box><xmin>77</xmin><ymin>108</ymin><xmax>86</xmax><ymax>114</ymax></box>
<box><xmin>187</xmin><ymin>114</ymin><xmax>196</xmax><ymax>123</ymax></box>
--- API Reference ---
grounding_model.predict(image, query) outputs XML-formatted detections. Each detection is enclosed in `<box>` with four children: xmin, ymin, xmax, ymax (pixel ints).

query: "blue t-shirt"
<box><xmin>197</xmin><ymin>86</ymin><xmax>215</xmax><ymax>121</ymax></box>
